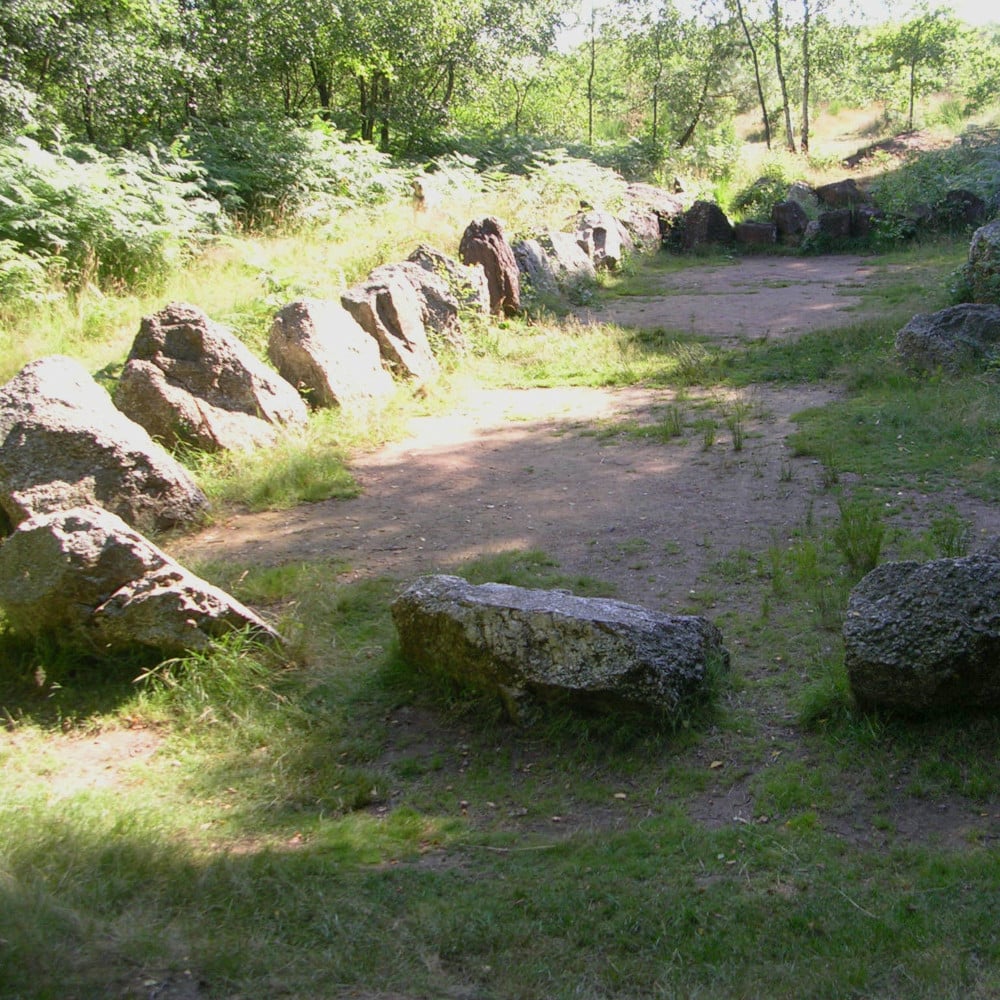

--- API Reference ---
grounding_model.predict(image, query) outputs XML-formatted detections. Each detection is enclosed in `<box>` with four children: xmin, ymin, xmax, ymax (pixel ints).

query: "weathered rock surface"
<box><xmin>513</xmin><ymin>232</ymin><xmax>597</xmax><ymax>300</ymax></box>
<box><xmin>895</xmin><ymin>303</ymin><xmax>1000</xmax><ymax>373</ymax></box>
<box><xmin>459</xmin><ymin>217</ymin><xmax>521</xmax><ymax>316</ymax></box>
<box><xmin>407</xmin><ymin>245</ymin><xmax>491</xmax><ymax>316</ymax></box>
<box><xmin>735</xmin><ymin>221</ymin><xmax>777</xmax><ymax>246</ymax></box>
<box><xmin>392</xmin><ymin>575</ymin><xmax>729</xmax><ymax>721</ymax></box>
<box><xmin>815</xmin><ymin>178</ymin><xmax>870</xmax><ymax>209</ymax></box>
<box><xmin>387</xmin><ymin>260</ymin><xmax>470</xmax><ymax>352</ymax></box>
<box><xmin>936</xmin><ymin>189</ymin><xmax>987</xmax><ymax>229</ymax></box>
<box><xmin>267</xmin><ymin>298</ymin><xmax>395</xmax><ymax>409</ymax></box>
<box><xmin>115</xmin><ymin>302</ymin><xmax>307</xmax><ymax>452</ymax></box>
<box><xmin>0</xmin><ymin>355</ymin><xmax>208</xmax><ymax>535</ymax></box>
<box><xmin>772</xmin><ymin>200</ymin><xmax>809</xmax><ymax>244</ymax></box>
<box><xmin>574</xmin><ymin>210</ymin><xmax>631</xmax><ymax>269</ymax></box>
<box><xmin>964</xmin><ymin>220</ymin><xmax>1000</xmax><ymax>305</ymax></box>
<box><xmin>0</xmin><ymin>505</ymin><xmax>281</xmax><ymax>658</ymax></box>
<box><xmin>681</xmin><ymin>201</ymin><xmax>734</xmax><ymax>250</ymax></box>
<box><xmin>624</xmin><ymin>182</ymin><xmax>685</xmax><ymax>220</ymax></box>
<box><xmin>844</xmin><ymin>552</ymin><xmax>1000</xmax><ymax>714</ymax></box>
<box><xmin>341</xmin><ymin>266</ymin><xmax>441</xmax><ymax>382</ymax></box>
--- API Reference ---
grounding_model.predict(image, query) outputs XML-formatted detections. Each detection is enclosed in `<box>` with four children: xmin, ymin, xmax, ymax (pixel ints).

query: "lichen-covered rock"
<box><xmin>0</xmin><ymin>355</ymin><xmax>208</xmax><ymax>535</ymax></box>
<box><xmin>844</xmin><ymin>551</ymin><xmax>1000</xmax><ymax>714</ymax></box>
<box><xmin>392</xmin><ymin>575</ymin><xmax>729</xmax><ymax>722</ymax></box>
<box><xmin>513</xmin><ymin>232</ymin><xmax>597</xmax><ymax>302</ymax></box>
<box><xmin>574</xmin><ymin>210</ymin><xmax>632</xmax><ymax>269</ymax></box>
<box><xmin>895</xmin><ymin>303</ymin><xmax>1000</xmax><ymax>373</ymax></box>
<box><xmin>0</xmin><ymin>505</ymin><xmax>282</xmax><ymax>658</ymax></box>
<box><xmin>268</xmin><ymin>298</ymin><xmax>395</xmax><ymax>409</ymax></box>
<box><xmin>115</xmin><ymin>302</ymin><xmax>307</xmax><ymax>452</ymax></box>
<box><xmin>964</xmin><ymin>220</ymin><xmax>1000</xmax><ymax>305</ymax></box>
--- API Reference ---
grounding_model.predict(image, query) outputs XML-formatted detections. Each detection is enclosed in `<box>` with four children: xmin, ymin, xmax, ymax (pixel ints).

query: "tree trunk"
<box><xmin>735</xmin><ymin>0</ymin><xmax>770</xmax><ymax>150</ymax></box>
<box><xmin>357</xmin><ymin>74</ymin><xmax>374</xmax><ymax>142</ymax></box>
<box><xmin>587</xmin><ymin>8</ymin><xmax>597</xmax><ymax>145</ymax></box>
<box><xmin>771</xmin><ymin>0</ymin><xmax>796</xmax><ymax>152</ymax></box>
<box><xmin>908</xmin><ymin>62</ymin><xmax>915</xmax><ymax>129</ymax></box>
<box><xmin>675</xmin><ymin>64</ymin><xmax>713</xmax><ymax>148</ymax></box>
<box><xmin>800</xmin><ymin>0</ymin><xmax>810</xmax><ymax>153</ymax></box>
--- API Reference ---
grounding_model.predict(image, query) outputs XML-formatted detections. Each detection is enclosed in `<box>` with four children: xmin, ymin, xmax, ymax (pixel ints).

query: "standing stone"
<box><xmin>895</xmin><ymin>303</ymin><xmax>1000</xmax><ymax>373</ymax></box>
<box><xmin>0</xmin><ymin>355</ymin><xmax>208</xmax><ymax>535</ymax></box>
<box><xmin>964</xmin><ymin>220</ymin><xmax>1000</xmax><ymax>305</ymax></box>
<box><xmin>772</xmin><ymin>200</ymin><xmax>809</xmax><ymax>244</ymax></box>
<box><xmin>392</xmin><ymin>575</ymin><xmax>729</xmax><ymax>722</ymax></box>
<box><xmin>407</xmin><ymin>245</ymin><xmax>491</xmax><ymax>316</ymax></box>
<box><xmin>341</xmin><ymin>266</ymin><xmax>441</xmax><ymax>382</ymax></box>
<box><xmin>268</xmin><ymin>298</ymin><xmax>395</xmax><ymax>409</ymax></box>
<box><xmin>115</xmin><ymin>302</ymin><xmax>307</xmax><ymax>452</ymax></box>
<box><xmin>735</xmin><ymin>222</ymin><xmax>777</xmax><ymax>246</ymax></box>
<box><xmin>681</xmin><ymin>201</ymin><xmax>735</xmax><ymax>250</ymax></box>
<box><xmin>574</xmin><ymin>210</ymin><xmax>631</xmax><ymax>269</ymax></box>
<box><xmin>459</xmin><ymin>217</ymin><xmax>521</xmax><ymax>316</ymax></box>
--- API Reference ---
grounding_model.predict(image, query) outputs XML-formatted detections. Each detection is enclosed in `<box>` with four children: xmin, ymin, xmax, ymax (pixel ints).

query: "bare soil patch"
<box><xmin>172</xmin><ymin>254</ymin><xmax>1000</xmax><ymax>612</ymax></box>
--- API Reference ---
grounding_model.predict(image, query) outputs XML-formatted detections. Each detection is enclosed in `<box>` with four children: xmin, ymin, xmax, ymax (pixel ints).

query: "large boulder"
<box><xmin>0</xmin><ymin>355</ymin><xmax>208</xmax><ymax>535</ymax></box>
<box><xmin>513</xmin><ymin>232</ymin><xmax>597</xmax><ymax>301</ymax></box>
<box><xmin>735</xmin><ymin>221</ymin><xmax>777</xmax><ymax>247</ymax></box>
<box><xmin>115</xmin><ymin>302</ymin><xmax>308</xmax><ymax>453</ymax></box>
<box><xmin>407</xmin><ymin>245</ymin><xmax>491</xmax><ymax>316</ymax></box>
<box><xmin>341</xmin><ymin>266</ymin><xmax>441</xmax><ymax>383</ymax></box>
<box><xmin>844</xmin><ymin>551</ymin><xmax>1000</xmax><ymax>714</ymax></box>
<box><xmin>268</xmin><ymin>298</ymin><xmax>395</xmax><ymax>409</ymax></box>
<box><xmin>681</xmin><ymin>201</ymin><xmax>734</xmax><ymax>250</ymax></box>
<box><xmin>772</xmin><ymin>200</ymin><xmax>809</xmax><ymax>244</ymax></box>
<box><xmin>814</xmin><ymin>178</ymin><xmax>870</xmax><ymax>209</ymax></box>
<box><xmin>459</xmin><ymin>217</ymin><xmax>521</xmax><ymax>316</ymax></box>
<box><xmin>391</xmin><ymin>575</ymin><xmax>729</xmax><ymax>722</ymax></box>
<box><xmin>964</xmin><ymin>220</ymin><xmax>1000</xmax><ymax>305</ymax></box>
<box><xmin>0</xmin><ymin>506</ymin><xmax>281</xmax><ymax>658</ymax></box>
<box><xmin>895</xmin><ymin>303</ymin><xmax>1000</xmax><ymax>373</ymax></box>
<box><xmin>384</xmin><ymin>260</ymin><xmax>470</xmax><ymax>353</ymax></box>
<box><xmin>574</xmin><ymin>210</ymin><xmax>632</xmax><ymax>269</ymax></box>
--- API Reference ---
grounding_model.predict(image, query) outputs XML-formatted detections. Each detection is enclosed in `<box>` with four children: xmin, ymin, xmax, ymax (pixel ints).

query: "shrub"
<box><xmin>0</xmin><ymin>138</ymin><xmax>222</xmax><ymax>291</ymax></box>
<box><xmin>185</xmin><ymin>117</ymin><xmax>407</xmax><ymax>227</ymax></box>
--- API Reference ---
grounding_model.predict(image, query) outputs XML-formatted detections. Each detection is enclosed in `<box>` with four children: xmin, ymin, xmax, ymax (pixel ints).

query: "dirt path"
<box><xmin>171</xmin><ymin>255</ymin><xmax>1000</xmax><ymax>612</ymax></box>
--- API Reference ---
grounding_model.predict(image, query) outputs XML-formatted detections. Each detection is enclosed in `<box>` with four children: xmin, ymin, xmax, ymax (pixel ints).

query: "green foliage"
<box><xmin>186</xmin><ymin>118</ymin><xmax>406</xmax><ymax>227</ymax></box>
<box><xmin>730</xmin><ymin>164</ymin><xmax>790</xmax><ymax>222</ymax></box>
<box><xmin>870</xmin><ymin>128</ymin><xmax>1000</xmax><ymax>231</ymax></box>
<box><xmin>0</xmin><ymin>138</ymin><xmax>221</xmax><ymax>291</ymax></box>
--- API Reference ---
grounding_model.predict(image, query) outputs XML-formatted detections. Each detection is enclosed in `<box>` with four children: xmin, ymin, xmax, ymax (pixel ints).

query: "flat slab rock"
<box><xmin>391</xmin><ymin>575</ymin><xmax>729</xmax><ymax>721</ymax></box>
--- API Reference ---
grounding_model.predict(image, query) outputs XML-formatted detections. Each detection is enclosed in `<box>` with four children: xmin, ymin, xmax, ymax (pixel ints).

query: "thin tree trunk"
<box><xmin>587</xmin><ymin>8</ymin><xmax>597</xmax><ymax>145</ymax></box>
<box><xmin>800</xmin><ymin>0</ymin><xmax>810</xmax><ymax>153</ymax></box>
<box><xmin>735</xmin><ymin>0</ymin><xmax>770</xmax><ymax>150</ymax></box>
<box><xmin>771</xmin><ymin>0</ymin><xmax>796</xmax><ymax>152</ymax></box>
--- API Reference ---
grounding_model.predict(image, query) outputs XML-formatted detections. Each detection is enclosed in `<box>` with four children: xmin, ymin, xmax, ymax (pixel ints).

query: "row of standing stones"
<box><xmin>1</xmin><ymin>178</ymin><xmax>1000</xmax><ymax>721</ymax></box>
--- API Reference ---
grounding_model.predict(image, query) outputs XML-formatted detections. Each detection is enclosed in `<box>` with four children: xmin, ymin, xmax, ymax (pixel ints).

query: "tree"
<box><xmin>871</xmin><ymin>6</ymin><xmax>962</xmax><ymax>130</ymax></box>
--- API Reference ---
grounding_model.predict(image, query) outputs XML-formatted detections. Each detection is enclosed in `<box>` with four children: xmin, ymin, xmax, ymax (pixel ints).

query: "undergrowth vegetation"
<box><xmin>4</xmin><ymin>118</ymin><xmax>1000</xmax><ymax>998</ymax></box>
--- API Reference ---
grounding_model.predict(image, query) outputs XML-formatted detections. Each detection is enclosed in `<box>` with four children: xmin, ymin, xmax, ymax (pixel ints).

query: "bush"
<box><xmin>185</xmin><ymin>117</ymin><xmax>407</xmax><ymax>227</ymax></box>
<box><xmin>0</xmin><ymin>138</ymin><xmax>222</xmax><ymax>291</ymax></box>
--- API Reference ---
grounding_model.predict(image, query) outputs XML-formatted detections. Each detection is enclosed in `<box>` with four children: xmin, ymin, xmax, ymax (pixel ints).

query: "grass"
<box><xmin>5</xmin><ymin>144</ymin><xmax>1000</xmax><ymax>995</ymax></box>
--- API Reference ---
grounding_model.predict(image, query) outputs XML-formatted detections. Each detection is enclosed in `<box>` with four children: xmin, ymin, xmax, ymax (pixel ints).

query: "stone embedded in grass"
<box><xmin>0</xmin><ymin>354</ymin><xmax>209</xmax><ymax>535</ymax></box>
<box><xmin>458</xmin><ymin>217</ymin><xmax>521</xmax><ymax>317</ymax></box>
<box><xmin>391</xmin><ymin>574</ymin><xmax>729</xmax><ymax>723</ymax></box>
<box><xmin>0</xmin><ymin>504</ymin><xmax>282</xmax><ymax>659</ymax></box>
<box><xmin>894</xmin><ymin>303</ymin><xmax>1000</xmax><ymax>374</ymax></box>
<box><xmin>843</xmin><ymin>548</ymin><xmax>1000</xmax><ymax>715</ymax></box>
